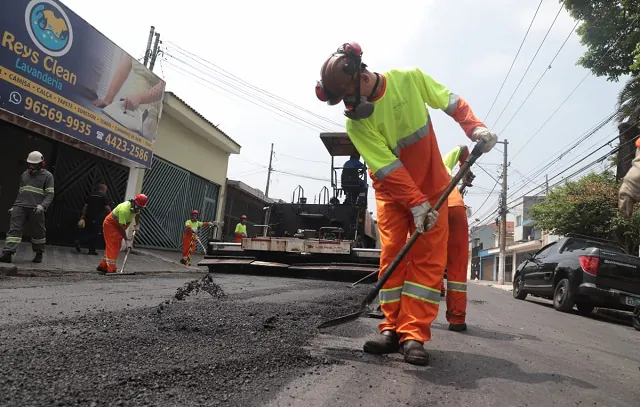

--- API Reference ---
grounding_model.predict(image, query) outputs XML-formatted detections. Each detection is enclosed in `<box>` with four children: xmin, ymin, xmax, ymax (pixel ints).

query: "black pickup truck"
<box><xmin>513</xmin><ymin>234</ymin><xmax>640</xmax><ymax>328</ymax></box>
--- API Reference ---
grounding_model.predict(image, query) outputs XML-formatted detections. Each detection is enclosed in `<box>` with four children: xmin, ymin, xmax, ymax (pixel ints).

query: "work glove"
<box><xmin>133</xmin><ymin>223</ymin><xmax>140</xmax><ymax>233</ymax></box>
<box><xmin>619</xmin><ymin>148</ymin><xmax>640</xmax><ymax>217</ymax></box>
<box><xmin>409</xmin><ymin>201</ymin><xmax>439</xmax><ymax>234</ymax></box>
<box><xmin>34</xmin><ymin>205</ymin><xmax>45</xmax><ymax>215</ymax></box>
<box><xmin>78</xmin><ymin>219</ymin><xmax>86</xmax><ymax>229</ymax></box>
<box><xmin>463</xmin><ymin>170</ymin><xmax>476</xmax><ymax>187</ymax></box>
<box><xmin>471</xmin><ymin>127</ymin><xmax>498</xmax><ymax>153</ymax></box>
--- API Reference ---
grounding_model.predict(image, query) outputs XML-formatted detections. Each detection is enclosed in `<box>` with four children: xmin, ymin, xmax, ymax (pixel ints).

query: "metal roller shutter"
<box><xmin>137</xmin><ymin>156</ymin><xmax>219</xmax><ymax>251</ymax></box>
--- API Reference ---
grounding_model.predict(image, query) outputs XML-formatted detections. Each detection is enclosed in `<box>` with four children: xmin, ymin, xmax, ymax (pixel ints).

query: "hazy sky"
<box><xmin>62</xmin><ymin>0</ymin><xmax>627</xmax><ymax>224</ymax></box>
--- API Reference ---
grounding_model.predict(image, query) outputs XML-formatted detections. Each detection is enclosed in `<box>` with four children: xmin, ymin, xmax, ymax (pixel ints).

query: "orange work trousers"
<box><xmin>235</xmin><ymin>233</ymin><xmax>243</xmax><ymax>243</ymax></box>
<box><xmin>182</xmin><ymin>232</ymin><xmax>196</xmax><ymax>258</ymax></box>
<box><xmin>445</xmin><ymin>206</ymin><xmax>469</xmax><ymax>324</ymax></box>
<box><xmin>377</xmin><ymin>196</ymin><xmax>449</xmax><ymax>344</ymax></box>
<box><xmin>98</xmin><ymin>214</ymin><xmax>126</xmax><ymax>273</ymax></box>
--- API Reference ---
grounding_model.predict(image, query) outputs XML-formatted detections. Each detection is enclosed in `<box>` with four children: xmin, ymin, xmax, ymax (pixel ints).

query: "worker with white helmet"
<box><xmin>0</xmin><ymin>151</ymin><xmax>55</xmax><ymax>264</ymax></box>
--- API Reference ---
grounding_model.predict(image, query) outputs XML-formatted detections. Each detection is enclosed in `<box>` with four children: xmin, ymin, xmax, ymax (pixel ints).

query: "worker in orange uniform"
<box><xmin>442</xmin><ymin>145</ymin><xmax>472</xmax><ymax>332</ymax></box>
<box><xmin>180</xmin><ymin>210</ymin><xmax>213</xmax><ymax>265</ymax></box>
<box><xmin>315</xmin><ymin>42</ymin><xmax>497</xmax><ymax>365</ymax></box>
<box><xmin>234</xmin><ymin>215</ymin><xmax>248</xmax><ymax>243</ymax></box>
<box><xmin>97</xmin><ymin>194</ymin><xmax>148</xmax><ymax>273</ymax></box>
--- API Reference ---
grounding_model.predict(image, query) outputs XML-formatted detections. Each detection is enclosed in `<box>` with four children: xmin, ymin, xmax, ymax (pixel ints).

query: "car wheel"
<box><xmin>633</xmin><ymin>306</ymin><xmax>640</xmax><ymax>331</ymax></box>
<box><xmin>553</xmin><ymin>278</ymin><xmax>575</xmax><ymax>312</ymax></box>
<box><xmin>513</xmin><ymin>275</ymin><xmax>528</xmax><ymax>300</ymax></box>
<box><xmin>576</xmin><ymin>302</ymin><xmax>595</xmax><ymax>316</ymax></box>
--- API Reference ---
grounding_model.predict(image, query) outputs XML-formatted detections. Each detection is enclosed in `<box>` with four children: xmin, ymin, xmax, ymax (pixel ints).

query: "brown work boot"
<box><xmin>448</xmin><ymin>323</ymin><xmax>467</xmax><ymax>332</ymax></box>
<box><xmin>0</xmin><ymin>252</ymin><xmax>12</xmax><ymax>263</ymax></box>
<box><xmin>363</xmin><ymin>330</ymin><xmax>399</xmax><ymax>354</ymax></box>
<box><xmin>400</xmin><ymin>340</ymin><xmax>430</xmax><ymax>366</ymax></box>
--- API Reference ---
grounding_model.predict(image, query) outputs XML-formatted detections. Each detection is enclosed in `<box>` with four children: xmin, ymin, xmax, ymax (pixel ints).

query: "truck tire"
<box><xmin>633</xmin><ymin>306</ymin><xmax>640</xmax><ymax>332</ymax></box>
<box><xmin>553</xmin><ymin>278</ymin><xmax>575</xmax><ymax>313</ymax></box>
<box><xmin>513</xmin><ymin>275</ymin><xmax>528</xmax><ymax>300</ymax></box>
<box><xmin>576</xmin><ymin>302</ymin><xmax>595</xmax><ymax>316</ymax></box>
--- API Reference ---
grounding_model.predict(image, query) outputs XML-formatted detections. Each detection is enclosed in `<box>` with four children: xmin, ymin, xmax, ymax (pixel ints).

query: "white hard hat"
<box><xmin>26</xmin><ymin>151</ymin><xmax>44</xmax><ymax>164</ymax></box>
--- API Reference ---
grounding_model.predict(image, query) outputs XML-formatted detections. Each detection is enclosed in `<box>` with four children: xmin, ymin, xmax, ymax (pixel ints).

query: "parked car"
<box><xmin>512</xmin><ymin>233</ymin><xmax>640</xmax><ymax>330</ymax></box>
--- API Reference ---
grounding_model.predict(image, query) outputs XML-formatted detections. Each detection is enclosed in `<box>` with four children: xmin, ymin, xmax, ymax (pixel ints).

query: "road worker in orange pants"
<box><xmin>97</xmin><ymin>194</ymin><xmax>148</xmax><ymax>273</ymax></box>
<box><xmin>315</xmin><ymin>42</ymin><xmax>497</xmax><ymax>365</ymax></box>
<box><xmin>442</xmin><ymin>145</ymin><xmax>472</xmax><ymax>332</ymax></box>
<box><xmin>180</xmin><ymin>210</ymin><xmax>213</xmax><ymax>265</ymax></box>
<box><xmin>234</xmin><ymin>215</ymin><xmax>248</xmax><ymax>243</ymax></box>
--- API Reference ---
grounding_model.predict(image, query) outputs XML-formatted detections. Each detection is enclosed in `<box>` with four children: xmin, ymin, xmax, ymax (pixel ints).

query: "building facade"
<box><xmin>134</xmin><ymin>92</ymin><xmax>241</xmax><ymax>250</ymax></box>
<box><xmin>469</xmin><ymin>196</ymin><xmax>561</xmax><ymax>283</ymax></box>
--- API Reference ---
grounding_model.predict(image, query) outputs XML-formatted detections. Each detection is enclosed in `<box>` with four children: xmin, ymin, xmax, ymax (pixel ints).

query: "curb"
<box><xmin>0</xmin><ymin>267</ymin><xmax>209</xmax><ymax>278</ymax></box>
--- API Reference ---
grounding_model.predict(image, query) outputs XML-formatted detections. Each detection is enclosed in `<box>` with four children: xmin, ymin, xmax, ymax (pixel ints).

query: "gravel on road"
<box><xmin>0</xmin><ymin>275</ymin><xmax>369</xmax><ymax>407</ymax></box>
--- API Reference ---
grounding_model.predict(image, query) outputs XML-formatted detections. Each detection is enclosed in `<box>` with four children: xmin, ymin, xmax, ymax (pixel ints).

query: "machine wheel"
<box><xmin>576</xmin><ymin>302</ymin><xmax>595</xmax><ymax>316</ymax></box>
<box><xmin>513</xmin><ymin>275</ymin><xmax>528</xmax><ymax>300</ymax></box>
<box><xmin>553</xmin><ymin>278</ymin><xmax>575</xmax><ymax>313</ymax></box>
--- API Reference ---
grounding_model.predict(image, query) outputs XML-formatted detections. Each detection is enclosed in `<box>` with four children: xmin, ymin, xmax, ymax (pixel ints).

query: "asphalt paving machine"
<box><xmin>198</xmin><ymin>132</ymin><xmax>380</xmax><ymax>275</ymax></box>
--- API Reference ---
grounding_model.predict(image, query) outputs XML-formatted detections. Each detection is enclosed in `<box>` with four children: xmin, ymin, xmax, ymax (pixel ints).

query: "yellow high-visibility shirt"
<box><xmin>112</xmin><ymin>201</ymin><xmax>136</xmax><ymax>225</ymax></box>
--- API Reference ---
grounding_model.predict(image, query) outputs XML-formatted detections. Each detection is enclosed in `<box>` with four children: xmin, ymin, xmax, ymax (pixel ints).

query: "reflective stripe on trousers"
<box><xmin>2</xmin><ymin>206</ymin><xmax>46</xmax><ymax>254</ymax></box>
<box><xmin>445</xmin><ymin>206</ymin><xmax>468</xmax><ymax>324</ymax></box>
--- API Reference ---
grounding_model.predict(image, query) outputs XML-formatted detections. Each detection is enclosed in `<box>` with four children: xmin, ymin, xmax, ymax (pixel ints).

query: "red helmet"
<box><xmin>240</xmin><ymin>215</ymin><xmax>247</xmax><ymax>219</ymax></box>
<box><xmin>134</xmin><ymin>194</ymin><xmax>148</xmax><ymax>208</ymax></box>
<box><xmin>191</xmin><ymin>210</ymin><xmax>199</xmax><ymax>215</ymax></box>
<box><xmin>315</xmin><ymin>42</ymin><xmax>364</xmax><ymax>105</ymax></box>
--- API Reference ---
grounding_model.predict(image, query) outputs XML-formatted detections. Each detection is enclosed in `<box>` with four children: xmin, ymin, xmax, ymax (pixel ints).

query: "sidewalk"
<box><xmin>469</xmin><ymin>279</ymin><xmax>513</xmax><ymax>292</ymax></box>
<box><xmin>0</xmin><ymin>241</ymin><xmax>208</xmax><ymax>276</ymax></box>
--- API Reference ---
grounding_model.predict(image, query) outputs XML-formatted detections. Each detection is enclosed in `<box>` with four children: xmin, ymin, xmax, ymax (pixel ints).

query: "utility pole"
<box><xmin>143</xmin><ymin>26</ymin><xmax>155</xmax><ymax>68</ymax></box>
<box><xmin>497</xmin><ymin>139</ymin><xmax>508</xmax><ymax>285</ymax></box>
<box><xmin>265</xmin><ymin>143</ymin><xmax>274</xmax><ymax>198</ymax></box>
<box><xmin>545</xmin><ymin>174</ymin><xmax>549</xmax><ymax>195</ymax></box>
<box><xmin>148</xmin><ymin>32</ymin><xmax>162</xmax><ymax>72</ymax></box>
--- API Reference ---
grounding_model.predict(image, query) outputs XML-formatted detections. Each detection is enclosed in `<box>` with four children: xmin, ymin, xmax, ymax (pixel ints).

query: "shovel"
<box><xmin>318</xmin><ymin>139</ymin><xmax>488</xmax><ymax>329</ymax></box>
<box><xmin>112</xmin><ymin>230</ymin><xmax>137</xmax><ymax>276</ymax></box>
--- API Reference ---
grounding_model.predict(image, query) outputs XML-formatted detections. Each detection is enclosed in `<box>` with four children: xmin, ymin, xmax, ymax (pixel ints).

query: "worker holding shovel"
<box><xmin>315</xmin><ymin>42</ymin><xmax>497</xmax><ymax>365</ymax></box>
<box><xmin>180</xmin><ymin>210</ymin><xmax>214</xmax><ymax>265</ymax></box>
<box><xmin>97</xmin><ymin>194</ymin><xmax>148</xmax><ymax>273</ymax></box>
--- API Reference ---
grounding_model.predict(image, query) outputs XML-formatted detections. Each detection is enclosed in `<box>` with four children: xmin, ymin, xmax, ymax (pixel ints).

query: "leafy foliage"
<box><xmin>562</xmin><ymin>0</ymin><xmax>640</xmax><ymax>81</ymax></box>
<box><xmin>615</xmin><ymin>75</ymin><xmax>640</xmax><ymax>123</ymax></box>
<box><xmin>531</xmin><ymin>171</ymin><xmax>640</xmax><ymax>252</ymax></box>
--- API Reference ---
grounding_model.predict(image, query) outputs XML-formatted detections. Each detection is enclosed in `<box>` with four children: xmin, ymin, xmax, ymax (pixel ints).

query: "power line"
<box><xmin>470</xmin><ymin>125</ymin><xmax>639</xmax><ymax>229</ymax></box>
<box><xmin>164</xmin><ymin>41</ymin><xmax>345</xmax><ymax>129</ymax></box>
<box><xmin>491</xmin><ymin>3</ymin><xmax>565</xmax><ymax>129</ymax></box>
<box><xmin>161</xmin><ymin>59</ymin><xmax>333</xmax><ymax>134</ymax></box>
<box><xmin>505</xmin><ymin>112</ymin><xmax>616</xmax><ymax>199</ymax></box>
<box><xmin>484</xmin><ymin>0</ymin><xmax>545</xmax><ymax>122</ymax></box>
<box><xmin>162</xmin><ymin>56</ymin><xmax>335</xmax><ymax>133</ymax></box>
<box><xmin>509</xmin><ymin>14</ymin><xmax>640</xmax><ymax>161</ymax></box>
<box><xmin>497</xmin><ymin>20</ymin><xmax>579</xmax><ymax>135</ymax></box>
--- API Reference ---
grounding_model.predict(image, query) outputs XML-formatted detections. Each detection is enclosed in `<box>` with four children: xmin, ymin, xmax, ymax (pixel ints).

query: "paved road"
<box><xmin>0</xmin><ymin>272</ymin><xmax>638</xmax><ymax>406</ymax></box>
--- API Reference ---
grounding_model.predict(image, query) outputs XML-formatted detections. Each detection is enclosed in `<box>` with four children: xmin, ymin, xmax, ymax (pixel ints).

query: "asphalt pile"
<box><xmin>0</xmin><ymin>277</ymin><xmax>370</xmax><ymax>406</ymax></box>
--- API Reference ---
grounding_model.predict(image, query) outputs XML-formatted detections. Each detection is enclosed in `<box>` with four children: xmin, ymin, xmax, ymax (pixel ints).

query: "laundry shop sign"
<box><xmin>0</xmin><ymin>0</ymin><xmax>166</xmax><ymax>168</ymax></box>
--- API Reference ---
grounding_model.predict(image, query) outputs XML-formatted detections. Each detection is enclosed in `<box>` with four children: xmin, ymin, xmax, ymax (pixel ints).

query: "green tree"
<box><xmin>531</xmin><ymin>171</ymin><xmax>640</xmax><ymax>252</ymax></box>
<box><xmin>615</xmin><ymin>75</ymin><xmax>640</xmax><ymax>123</ymax></box>
<box><xmin>562</xmin><ymin>0</ymin><xmax>640</xmax><ymax>81</ymax></box>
